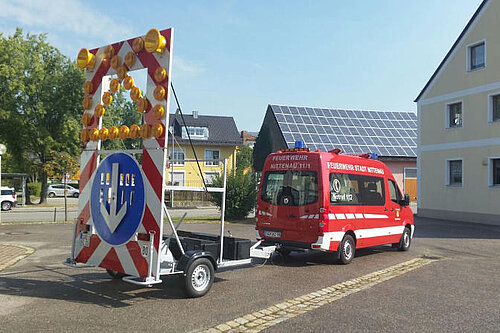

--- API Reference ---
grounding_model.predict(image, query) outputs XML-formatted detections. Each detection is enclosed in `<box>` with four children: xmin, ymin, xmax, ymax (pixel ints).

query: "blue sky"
<box><xmin>0</xmin><ymin>0</ymin><xmax>482</xmax><ymax>132</ymax></box>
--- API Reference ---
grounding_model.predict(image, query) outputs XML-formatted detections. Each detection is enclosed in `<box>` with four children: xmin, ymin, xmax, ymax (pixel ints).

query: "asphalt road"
<box><xmin>0</xmin><ymin>217</ymin><xmax>499</xmax><ymax>332</ymax></box>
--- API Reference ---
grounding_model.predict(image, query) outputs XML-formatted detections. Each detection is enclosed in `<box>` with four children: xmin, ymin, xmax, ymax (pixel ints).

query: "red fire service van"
<box><xmin>256</xmin><ymin>141</ymin><xmax>414</xmax><ymax>264</ymax></box>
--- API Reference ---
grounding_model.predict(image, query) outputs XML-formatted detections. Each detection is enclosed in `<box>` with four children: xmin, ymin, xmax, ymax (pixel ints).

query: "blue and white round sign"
<box><xmin>90</xmin><ymin>153</ymin><xmax>145</xmax><ymax>245</ymax></box>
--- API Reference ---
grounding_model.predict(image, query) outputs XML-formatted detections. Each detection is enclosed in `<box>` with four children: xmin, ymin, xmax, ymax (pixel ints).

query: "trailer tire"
<box><xmin>106</xmin><ymin>269</ymin><xmax>126</xmax><ymax>279</ymax></box>
<box><xmin>396</xmin><ymin>227</ymin><xmax>411</xmax><ymax>251</ymax></box>
<box><xmin>337</xmin><ymin>234</ymin><xmax>355</xmax><ymax>265</ymax></box>
<box><xmin>185</xmin><ymin>258</ymin><xmax>214</xmax><ymax>298</ymax></box>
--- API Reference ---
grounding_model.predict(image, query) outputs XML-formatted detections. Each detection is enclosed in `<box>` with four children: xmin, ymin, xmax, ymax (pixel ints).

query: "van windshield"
<box><xmin>261</xmin><ymin>171</ymin><xmax>318</xmax><ymax>206</ymax></box>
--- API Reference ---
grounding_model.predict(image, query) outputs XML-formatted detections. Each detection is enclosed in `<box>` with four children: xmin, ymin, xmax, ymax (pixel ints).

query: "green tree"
<box><xmin>0</xmin><ymin>28</ymin><xmax>84</xmax><ymax>203</ymax></box>
<box><xmin>236</xmin><ymin>145</ymin><xmax>253</xmax><ymax>172</ymax></box>
<box><xmin>209</xmin><ymin>171</ymin><xmax>257</xmax><ymax>220</ymax></box>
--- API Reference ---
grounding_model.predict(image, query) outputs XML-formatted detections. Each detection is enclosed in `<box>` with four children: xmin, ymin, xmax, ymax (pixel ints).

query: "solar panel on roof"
<box><xmin>271</xmin><ymin>105</ymin><xmax>417</xmax><ymax>157</ymax></box>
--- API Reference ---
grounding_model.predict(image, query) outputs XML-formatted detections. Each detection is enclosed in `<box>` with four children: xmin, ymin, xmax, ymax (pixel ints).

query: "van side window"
<box><xmin>388</xmin><ymin>179</ymin><xmax>402</xmax><ymax>204</ymax></box>
<box><xmin>261</xmin><ymin>171</ymin><xmax>318</xmax><ymax>206</ymax></box>
<box><xmin>330</xmin><ymin>173</ymin><xmax>385</xmax><ymax>206</ymax></box>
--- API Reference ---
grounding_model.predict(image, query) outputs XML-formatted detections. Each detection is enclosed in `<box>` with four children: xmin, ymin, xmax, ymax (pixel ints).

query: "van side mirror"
<box><xmin>400</xmin><ymin>194</ymin><xmax>410</xmax><ymax>206</ymax></box>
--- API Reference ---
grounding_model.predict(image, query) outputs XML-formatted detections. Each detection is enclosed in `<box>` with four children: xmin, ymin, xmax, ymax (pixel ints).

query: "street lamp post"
<box><xmin>0</xmin><ymin>143</ymin><xmax>6</xmax><ymax>225</ymax></box>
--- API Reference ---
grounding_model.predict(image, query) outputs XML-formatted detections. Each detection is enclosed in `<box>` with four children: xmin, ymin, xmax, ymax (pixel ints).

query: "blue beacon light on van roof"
<box><xmin>370</xmin><ymin>153</ymin><xmax>378</xmax><ymax>159</ymax></box>
<box><xmin>294</xmin><ymin>140</ymin><xmax>305</xmax><ymax>149</ymax></box>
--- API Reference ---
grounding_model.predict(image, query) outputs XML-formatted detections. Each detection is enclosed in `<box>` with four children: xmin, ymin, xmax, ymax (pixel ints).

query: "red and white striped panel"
<box><xmin>74</xmin><ymin>29</ymin><xmax>173</xmax><ymax>278</ymax></box>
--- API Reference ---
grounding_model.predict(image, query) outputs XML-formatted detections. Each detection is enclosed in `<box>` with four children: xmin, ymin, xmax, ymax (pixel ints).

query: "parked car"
<box><xmin>0</xmin><ymin>186</ymin><xmax>17</xmax><ymax>211</ymax></box>
<box><xmin>47</xmin><ymin>184</ymin><xmax>79</xmax><ymax>198</ymax></box>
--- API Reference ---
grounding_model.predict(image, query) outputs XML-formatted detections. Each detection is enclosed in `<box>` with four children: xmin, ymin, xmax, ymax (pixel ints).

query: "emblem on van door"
<box><xmin>332</xmin><ymin>178</ymin><xmax>341</xmax><ymax>193</ymax></box>
<box><xmin>283</xmin><ymin>197</ymin><xmax>289</xmax><ymax>205</ymax></box>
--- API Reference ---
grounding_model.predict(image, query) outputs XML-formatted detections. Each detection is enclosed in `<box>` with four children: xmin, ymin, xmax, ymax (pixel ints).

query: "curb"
<box><xmin>0</xmin><ymin>244</ymin><xmax>36</xmax><ymax>272</ymax></box>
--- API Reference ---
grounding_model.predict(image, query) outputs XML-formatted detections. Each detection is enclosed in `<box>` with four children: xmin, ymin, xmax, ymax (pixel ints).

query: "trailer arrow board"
<box><xmin>90</xmin><ymin>153</ymin><xmax>145</xmax><ymax>245</ymax></box>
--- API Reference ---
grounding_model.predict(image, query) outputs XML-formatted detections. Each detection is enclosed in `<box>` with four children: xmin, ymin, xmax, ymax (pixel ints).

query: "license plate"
<box><xmin>264</xmin><ymin>231</ymin><xmax>281</xmax><ymax>238</ymax></box>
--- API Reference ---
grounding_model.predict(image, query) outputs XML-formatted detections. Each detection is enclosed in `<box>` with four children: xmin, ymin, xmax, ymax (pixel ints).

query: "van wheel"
<box><xmin>337</xmin><ymin>234</ymin><xmax>355</xmax><ymax>264</ymax></box>
<box><xmin>48</xmin><ymin>192</ymin><xmax>56</xmax><ymax>198</ymax></box>
<box><xmin>397</xmin><ymin>227</ymin><xmax>411</xmax><ymax>251</ymax></box>
<box><xmin>106</xmin><ymin>269</ymin><xmax>126</xmax><ymax>279</ymax></box>
<box><xmin>185</xmin><ymin>258</ymin><xmax>214</xmax><ymax>298</ymax></box>
<box><xmin>1</xmin><ymin>201</ymin><xmax>12</xmax><ymax>211</ymax></box>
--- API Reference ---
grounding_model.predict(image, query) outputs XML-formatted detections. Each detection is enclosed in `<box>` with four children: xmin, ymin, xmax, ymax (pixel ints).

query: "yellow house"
<box><xmin>166</xmin><ymin>111</ymin><xmax>241</xmax><ymax>187</ymax></box>
<box><xmin>415</xmin><ymin>0</ymin><xmax>500</xmax><ymax>224</ymax></box>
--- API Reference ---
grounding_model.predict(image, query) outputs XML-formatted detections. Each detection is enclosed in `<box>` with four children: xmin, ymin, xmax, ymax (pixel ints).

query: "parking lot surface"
<box><xmin>0</xmin><ymin>217</ymin><xmax>499</xmax><ymax>332</ymax></box>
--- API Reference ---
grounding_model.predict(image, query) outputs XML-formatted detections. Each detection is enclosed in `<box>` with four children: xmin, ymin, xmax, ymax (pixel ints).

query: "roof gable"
<box><xmin>415</xmin><ymin>0</ymin><xmax>489</xmax><ymax>102</ymax></box>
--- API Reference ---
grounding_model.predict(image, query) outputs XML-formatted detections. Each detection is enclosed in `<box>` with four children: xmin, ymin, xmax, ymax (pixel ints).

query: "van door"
<box><xmin>385</xmin><ymin>178</ymin><xmax>405</xmax><ymax>243</ymax></box>
<box><xmin>260</xmin><ymin>170</ymin><xmax>320</xmax><ymax>243</ymax></box>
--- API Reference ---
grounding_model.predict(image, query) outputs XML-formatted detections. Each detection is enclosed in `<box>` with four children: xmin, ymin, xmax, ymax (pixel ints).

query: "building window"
<box><xmin>469</xmin><ymin>42</ymin><xmax>485</xmax><ymax>70</ymax></box>
<box><xmin>447</xmin><ymin>102</ymin><xmax>462</xmax><ymax>128</ymax></box>
<box><xmin>205</xmin><ymin>149</ymin><xmax>220</xmax><ymax>166</ymax></box>
<box><xmin>447</xmin><ymin>160</ymin><xmax>463</xmax><ymax>186</ymax></box>
<box><xmin>168</xmin><ymin>148</ymin><xmax>185</xmax><ymax>166</ymax></box>
<box><xmin>491</xmin><ymin>158</ymin><xmax>500</xmax><ymax>186</ymax></box>
<box><xmin>404</xmin><ymin>168</ymin><xmax>417</xmax><ymax>179</ymax></box>
<box><xmin>490</xmin><ymin>94</ymin><xmax>500</xmax><ymax>122</ymax></box>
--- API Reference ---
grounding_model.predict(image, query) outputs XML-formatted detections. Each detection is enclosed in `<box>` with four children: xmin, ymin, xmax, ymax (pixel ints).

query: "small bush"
<box><xmin>209</xmin><ymin>171</ymin><xmax>257</xmax><ymax>220</ymax></box>
<box><xmin>28</xmin><ymin>182</ymin><xmax>41</xmax><ymax>197</ymax></box>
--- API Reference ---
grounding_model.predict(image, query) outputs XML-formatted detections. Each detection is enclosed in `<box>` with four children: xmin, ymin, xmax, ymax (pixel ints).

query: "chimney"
<box><xmin>192</xmin><ymin>110</ymin><xmax>198</xmax><ymax>119</ymax></box>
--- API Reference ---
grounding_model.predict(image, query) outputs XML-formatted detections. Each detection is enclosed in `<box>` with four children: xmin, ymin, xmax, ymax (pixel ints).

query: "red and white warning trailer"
<box><xmin>255</xmin><ymin>141</ymin><xmax>415</xmax><ymax>264</ymax></box>
<box><xmin>64</xmin><ymin>28</ymin><xmax>260</xmax><ymax>297</ymax></box>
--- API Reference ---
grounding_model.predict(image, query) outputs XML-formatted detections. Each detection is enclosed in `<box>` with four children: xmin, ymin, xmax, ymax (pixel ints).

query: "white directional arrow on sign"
<box><xmin>100</xmin><ymin>163</ymin><xmax>127</xmax><ymax>233</ymax></box>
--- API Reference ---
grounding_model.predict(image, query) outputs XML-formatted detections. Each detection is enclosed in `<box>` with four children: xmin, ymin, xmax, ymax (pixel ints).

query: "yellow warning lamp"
<box><xmin>117</xmin><ymin>65</ymin><xmax>128</xmax><ymax>80</ymax></box>
<box><xmin>124</xmin><ymin>52</ymin><xmax>136</xmax><ymax>67</ymax></box>
<box><xmin>81</xmin><ymin>112</ymin><xmax>92</xmax><ymax>126</ymax></box>
<box><xmin>145</xmin><ymin>28</ymin><xmax>166</xmax><ymax>53</ymax></box>
<box><xmin>110</xmin><ymin>55</ymin><xmax>121</xmax><ymax>70</ymax></box>
<box><xmin>152</xmin><ymin>123</ymin><xmax>164</xmax><ymax>138</ymax></box>
<box><xmin>137</xmin><ymin>98</ymin><xmax>149</xmax><ymax>113</ymax></box>
<box><xmin>132</xmin><ymin>37</ymin><xmax>144</xmax><ymax>53</ymax></box>
<box><xmin>80</xmin><ymin>129</ymin><xmax>90</xmax><ymax>142</ymax></box>
<box><xmin>94</xmin><ymin>104</ymin><xmax>105</xmax><ymax>118</ymax></box>
<box><xmin>140</xmin><ymin>124</ymin><xmax>151</xmax><ymax>138</ymax></box>
<box><xmin>83</xmin><ymin>81</ymin><xmax>94</xmax><ymax>94</ymax></box>
<box><xmin>110</xmin><ymin>79</ymin><xmax>120</xmax><ymax>93</ymax></box>
<box><xmin>77</xmin><ymin>48</ymin><xmax>96</xmax><ymax>69</ymax></box>
<box><xmin>102</xmin><ymin>92</ymin><xmax>113</xmax><ymax>105</ymax></box>
<box><xmin>82</xmin><ymin>96</ymin><xmax>93</xmax><ymax>110</ymax></box>
<box><xmin>108</xmin><ymin>126</ymin><xmax>119</xmax><ymax>140</ymax></box>
<box><xmin>119</xmin><ymin>125</ymin><xmax>130</xmax><ymax>139</ymax></box>
<box><xmin>154</xmin><ymin>67</ymin><xmax>167</xmax><ymax>82</ymax></box>
<box><xmin>104</xmin><ymin>45</ymin><xmax>115</xmax><ymax>59</ymax></box>
<box><xmin>90</xmin><ymin>128</ymin><xmax>100</xmax><ymax>141</ymax></box>
<box><xmin>129</xmin><ymin>124</ymin><xmax>140</xmax><ymax>138</ymax></box>
<box><xmin>123</xmin><ymin>76</ymin><xmax>135</xmax><ymax>90</ymax></box>
<box><xmin>152</xmin><ymin>104</ymin><xmax>165</xmax><ymax>119</ymax></box>
<box><xmin>153</xmin><ymin>85</ymin><xmax>166</xmax><ymax>101</ymax></box>
<box><xmin>130</xmin><ymin>86</ymin><xmax>142</xmax><ymax>101</ymax></box>
<box><xmin>99</xmin><ymin>127</ymin><xmax>109</xmax><ymax>141</ymax></box>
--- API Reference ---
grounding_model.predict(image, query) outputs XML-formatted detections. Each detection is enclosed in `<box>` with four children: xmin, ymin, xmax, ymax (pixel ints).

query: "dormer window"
<box><xmin>182</xmin><ymin>126</ymin><xmax>208</xmax><ymax>140</ymax></box>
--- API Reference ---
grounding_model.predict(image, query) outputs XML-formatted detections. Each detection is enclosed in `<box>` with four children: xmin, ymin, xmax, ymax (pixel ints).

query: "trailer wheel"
<box><xmin>106</xmin><ymin>269</ymin><xmax>126</xmax><ymax>279</ymax></box>
<box><xmin>185</xmin><ymin>258</ymin><xmax>214</xmax><ymax>298</ymax></box>
<box><xmin>396</xmin><ymin>227</ymin><xmax>411</xmax><ymax>251</ymax></box>
<box><xmin>337</xmin><ymin>234</ymin><xmax>355</xmax><ymax>265</ymax></box>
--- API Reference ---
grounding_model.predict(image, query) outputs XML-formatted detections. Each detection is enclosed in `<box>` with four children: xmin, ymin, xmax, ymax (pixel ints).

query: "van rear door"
<box><xmin>260</xmin><ymin>170</ymin><xmax>320</xmax><ymax>243</ymax></box>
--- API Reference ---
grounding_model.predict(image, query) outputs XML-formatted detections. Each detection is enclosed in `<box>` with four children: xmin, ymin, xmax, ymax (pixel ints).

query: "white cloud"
<box><xmin>0</xmin><ymin>0</ymin><xmax>132</xmax><ymax>42</ymax></box>
<box><xmin>173</xmin><ymin>56</ymin><xmax>205</xmax><ymax>75</ymax></box>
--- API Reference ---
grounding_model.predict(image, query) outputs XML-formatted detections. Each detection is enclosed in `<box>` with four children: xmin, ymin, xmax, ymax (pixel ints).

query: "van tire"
<box><xmin>337</xmin><ymin>234</ymin><xmax>355</xmax><ymax>264</ymax></box>
<box><xmin>396</xmin><ymin>227</ymin><xmax>411</xmax><ymax>251</ymax></box>
<box><xmin>48</xmin><ymin>192</ymin><xmax>56</xmax><ymax>198</ymax></box>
